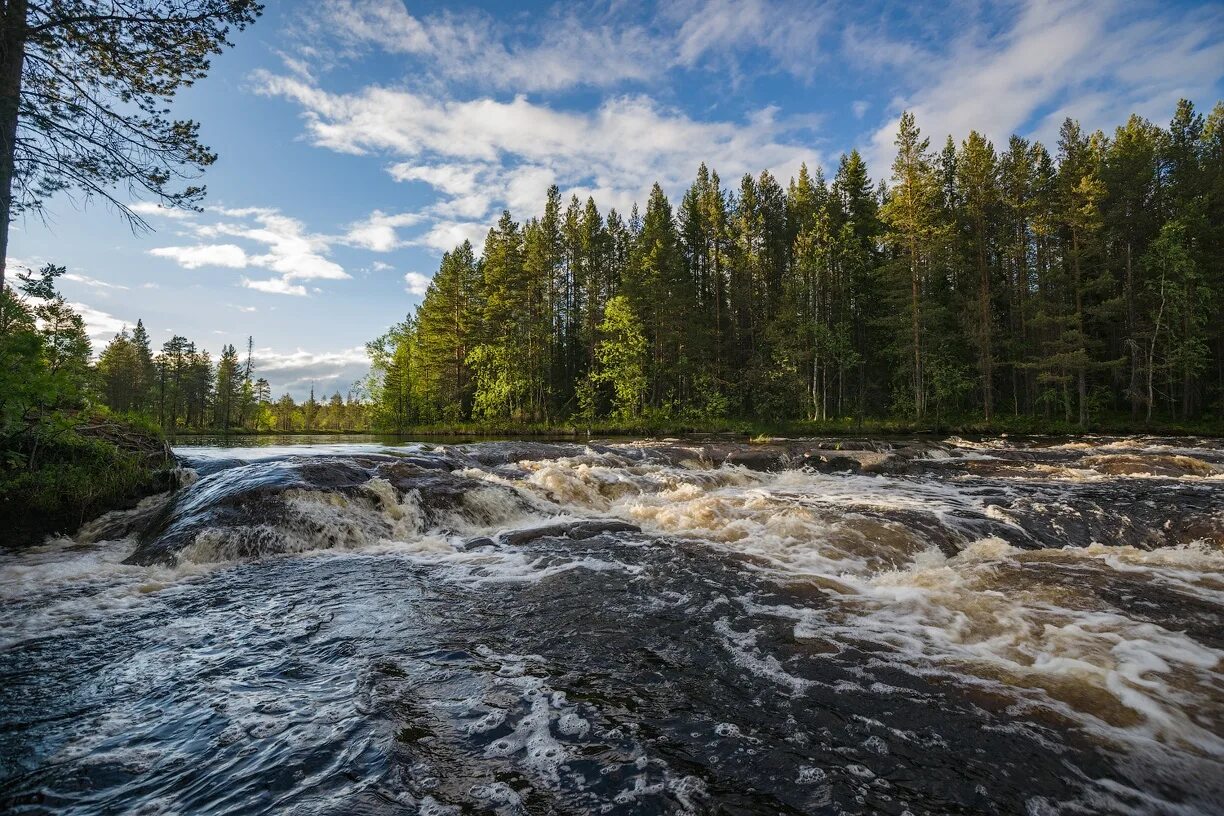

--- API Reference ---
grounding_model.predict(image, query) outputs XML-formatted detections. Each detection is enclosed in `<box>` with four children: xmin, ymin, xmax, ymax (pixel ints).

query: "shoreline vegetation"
<box><xmin>0</xmin><ymin>409</ymin><xmax>176</xmax><ymax>547</ymax></box>
<box><xmin>361</xmin><ymin>101</ymin><xmax>1224</xmax><ymax>439</ymax></box>
<box><xmin>0</xmin><ymin>271</ymin><xmax>178</xmax><ymax>547</ymax></box>
<box><xmin>165</xmin><ymin>414</ymin><xmax>1224</xmax><ymax>440</ymax></box>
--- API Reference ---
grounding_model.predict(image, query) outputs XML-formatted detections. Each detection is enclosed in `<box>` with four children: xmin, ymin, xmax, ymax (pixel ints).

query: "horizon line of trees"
<box><xmin>367</xmin><ymin>99</ymin><xmax>1224</xmax><ymax>429</ymax></box>
<box><xmin>95</xmin><ymin>324</ymin><xmax>369</xmax><ymax>432</ymax></box>
<box><xmin>1</xmin><ymin>262</ymin><xmax>369</xmax><ymax>437</ymax></box>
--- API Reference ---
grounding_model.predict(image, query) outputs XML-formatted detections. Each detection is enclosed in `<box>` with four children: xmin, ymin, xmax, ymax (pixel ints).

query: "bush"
<box><xmin>0</xmin><ymin>413</ymin><xmax>174</xmax><ymax>545</ymax></box>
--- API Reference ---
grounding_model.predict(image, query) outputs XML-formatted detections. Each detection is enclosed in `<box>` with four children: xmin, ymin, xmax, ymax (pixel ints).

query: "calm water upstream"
<box><xmin>1</xmin><ymin>436</ymin><xmax>1222</xmax><ymax>815</ymax></box>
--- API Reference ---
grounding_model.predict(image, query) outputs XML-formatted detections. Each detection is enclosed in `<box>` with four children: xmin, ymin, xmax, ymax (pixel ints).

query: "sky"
<box><xmin>7</xmin><ymin>0</ymin><xmax>1224</xmax><ymax>398</ymax></box>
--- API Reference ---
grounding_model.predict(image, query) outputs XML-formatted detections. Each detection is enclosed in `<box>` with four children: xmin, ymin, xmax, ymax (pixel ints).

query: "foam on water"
<box><xmin>2</xmin><ymin>435</ymin><xmax>1222</xmax><ymax>814</ymax></box>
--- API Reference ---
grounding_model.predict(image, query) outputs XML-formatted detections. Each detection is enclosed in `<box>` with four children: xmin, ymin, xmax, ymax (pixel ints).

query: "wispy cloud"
<box><xmin>341</xmin><ymin>209</ymin><xmax>423</xmax><ymax>252</ymax></box>
<box><xmin>63</xmin><ymin>272</ymin><xmax>129</xmax><ymax>291</ymax></box>
<box><xmin>151</xmin><ymin>243</ymin><xmax>248</xmax><ymax>269</ymax></box>
<box><xmin>150</xmin><ymin>207</ymin><xmax>350</xmax><ymax>294</ymax></box>
<box><xmin>129</xmin><ymin>201</ymin><xmax>195</xmax><ymax>220</ymax></box>
<box><xmin>252</xmin><ymin>346</ymin><xmax>370</xmax><ymax>395</ymax></box>
<box><xmin>308</xmin><ymin>2</ymin><xmax>659</xmax><ymax>92</ymax></box>
<box><xmin>859</xmin><ymin>0</ymin><xmax>1224</xmax><ymax>171</ymax></box>
<box><xmin>68</xmin><ymin>301</ymin><xmax>132</xmax><ymax>347</ymax></box>
<box><xmin>307</xmin><ymin>1</ymin><xmax>835</xmax><ymax>92</ymax></box>
<box><xmin>256</xmin><ymin>74</ymin><xmax>817</xmax><ymax>251</ymax></box>
<box><xmin>242</xmin><ymin>277</ymin><xmax>308</xmax><ymax>297</ymax></box>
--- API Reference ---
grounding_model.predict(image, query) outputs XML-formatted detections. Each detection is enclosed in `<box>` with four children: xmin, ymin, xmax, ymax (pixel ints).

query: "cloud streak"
<box><xmin>306</xmin><ymin>0</ymin><xmax>832</xmax><ymax>93</ymax></box>
<box><xmin>150</xmin><ymin>207</ymin><xmax>351</xmax><ymax>294</ymax></box>
<box><xmin>858</xmin><ymin>0</ymin><xmax>1224</xmax><ymax>171</ymax></box>
<box><xmin>256</xmin><ymin>74</ymin><xmax>818</xmax><ymax>250</ymax></box>
<box><xmin>251</xmin><ymin>346</ymin><xmax>370</xmax><ymax>396</ymax></box>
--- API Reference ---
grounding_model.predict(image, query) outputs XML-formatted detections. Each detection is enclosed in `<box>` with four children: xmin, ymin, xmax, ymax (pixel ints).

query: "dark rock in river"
<box><xmin>123</xmin><ymin>454</ymin><xmax>534</xmax><ymax>566</ymax></box>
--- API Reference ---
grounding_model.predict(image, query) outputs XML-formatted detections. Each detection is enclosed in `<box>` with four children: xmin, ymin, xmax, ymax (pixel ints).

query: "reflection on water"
<box><xmin>1</xmin><ymin>435</ymin><xmax>1221</xmax><ymax>814</ymax></box>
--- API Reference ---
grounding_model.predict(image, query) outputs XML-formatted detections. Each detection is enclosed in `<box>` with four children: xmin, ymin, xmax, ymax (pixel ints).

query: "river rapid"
<box><xmin>1</xmin><ymin>435</ymin><xmax>1222</xmax><ymax>815</ymax></box>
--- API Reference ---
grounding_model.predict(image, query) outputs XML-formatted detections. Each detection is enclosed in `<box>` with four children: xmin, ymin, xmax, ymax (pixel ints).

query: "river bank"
<box><xmin>0</xmin><ymin>412</ymin><xmax>178</xmax><ymax>548</ymax></box>
<box><xmin>167</xmin><ymin>413</ymin><xmax>1224</xmax><ymax>441</ymax></box>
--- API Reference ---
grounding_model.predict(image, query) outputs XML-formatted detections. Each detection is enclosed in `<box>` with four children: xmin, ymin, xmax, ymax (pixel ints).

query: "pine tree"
<box><xmin>881</xmin><ymin>112</ymin><xmax>944</xmax><ymax>418</ymax></box>
<box><xmin>956</xmin><ymin>130</ymin><xmax>1001</xmax><ymax>419</ymax></box>
<box><xmin>1057</xmin><ymin>118</ymin><xmax>1107</xmax><ymax>426</ymax></box>
<box><xmin>416</xmin><ymin>241</ymin><xmax>482</xmax><ymax>418</ymax></box>
<box><xmin>627</xmin><ymin>183</ymin><xmax>686</xmax><ymax>409</ymax></box>
<box><xmin>97</xmin><ymin>329</ymin><xmax>142</xmax><ymax>412</ymax></box>
<box><xmin>214</xmin><ymin>343</ymin><xmax>242</xmax><ymax>429</ymax></box>
<box><xmin>130</xmin><ymin>320</ymin><xmax>155</xmax><ymax>413</ymax></box>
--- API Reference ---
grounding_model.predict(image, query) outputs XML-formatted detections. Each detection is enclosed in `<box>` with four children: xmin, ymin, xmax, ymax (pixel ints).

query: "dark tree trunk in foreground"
<box><xmin>0</xmin><ymin>0</ymin><xmax>28</xmax><ymax>294</ymax></box>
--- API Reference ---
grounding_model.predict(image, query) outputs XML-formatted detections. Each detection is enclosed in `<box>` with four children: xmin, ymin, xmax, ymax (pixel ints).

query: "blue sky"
<box><xmin>8</xmin><ymin>0</ymin><xmax>1223</xmax><ymax>398</ymax></box>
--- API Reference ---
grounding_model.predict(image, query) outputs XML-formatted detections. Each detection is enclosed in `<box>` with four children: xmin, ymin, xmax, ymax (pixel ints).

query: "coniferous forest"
<box><xmin>367</xmin><ymin>101</ymin><xmax>1224</xmax><ymax>432</ymax></box>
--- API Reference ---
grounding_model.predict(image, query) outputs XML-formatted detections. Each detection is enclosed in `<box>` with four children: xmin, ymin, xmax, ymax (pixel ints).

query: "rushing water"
<box><xmin>1</xmin><ymin>435</ymin><xmax>1222</xmax><ymax>815</ymax></box>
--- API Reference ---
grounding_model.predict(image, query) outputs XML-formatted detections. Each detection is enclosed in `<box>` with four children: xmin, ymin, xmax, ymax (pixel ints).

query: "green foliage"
<box><xmin>0</xmin><ymin>418</ymin><xmax>166</xmax><ymax>537</ymax></box>
<box><xmin>364</xmin><ymin>98</ymin><xmax>1224</xmax><ymax>432</ymax></box>
<box><xmin>366</xmin><ymin>317</ymin><xmax>418</xmax><ymax>431</ymax></box>
<box><xmin>591</xmin><ymin>296</ymin><xmax>648</xmax><ymax>419</ymax></box>
<box><xmin>0</xmin><ymin>272</ymin><xmax>178</xmax><ymax>543</ymax></box>
<box><xmin>7</xmin><ymin>1</ymin><xmax>263</xmax><ymax>222</ymax></box>
<box><xmin>468</xmin><ymin>343</ymin><xmax>531</xmax><ymax>421</ymax></box>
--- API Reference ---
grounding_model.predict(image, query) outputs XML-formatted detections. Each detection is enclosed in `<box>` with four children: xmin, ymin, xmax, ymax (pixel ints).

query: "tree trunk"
<box><xmin>1071</xmin><ymin>231</ymin><xmax>1088</xmax><ymax>427</ymax></box>
<box><xmin>911</xmin><ymin>247</ymin><xmax>923</xmax><ymax>419</ymax></box>
<box><xmin>1182</xmin><ymin>311</ymin><xmax>1194</xmax><ymax>419</ymax></box>
<box><xmin>977</xmin><ymin>223</ymin><xmax>992</xmax><ymax>420</ymax></box>
<box><xmin>1125</xmin><ymin>241</ymin><xmax>1141</xmax><ymax>418</ymax></box>
<box><xmin>1147</xmin><ymin>275</ymin><xmax>1165</xmax><ymax>423</ymax></box>
<box><xmin>0</xmin><ymin>0</ymin><xmax>28</xmax><ymax>296</ymax></box>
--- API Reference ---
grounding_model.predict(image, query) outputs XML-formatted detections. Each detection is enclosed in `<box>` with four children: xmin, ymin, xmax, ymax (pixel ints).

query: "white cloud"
<box><xmin>251</xmin><ymin>345</ymin><xmax>370</xmax><ymax>397</ymax></box>
<box><xmin>310</xmin><ymin>1</ymin><xmax>659</xmax><ymax>92</ymax></box>
<box><xmin>63</xmin><ymin>273</ymin><xmax>129</xmax><ymax>291</ymax></box>
<box><xmin>68</xmin><ymin>302</ymin><xmax>131</xmax><ymax>347</ymax></box>
<box><xmin>129</xmin><ymin>201</ymin><xmax>194</xmax><ymax>220</ymax></box>
<box><xmin>151</xmin><ymin>243</ymin><xmax>249</xmax><ymax>269</ymax></box>
<box><xmin>412</xmin><ymin>220</ymin><xmax>490</xmax><ymax>253</ymax></box>
<box><xmin>242</xmin><ymin>277</ymin><xmax>308</xmax><ymax>296</ymax></box>
<box><xmin>404</xmin><ymin>271</ymin><xmax>432</xmax><ymax>296</ymax></box>
<box><xmin>256</xmin><ymin>75</ymin><xmax>818</xmax><ymax>243</ymax></box>
<box><xmin>151</xmin><ymin>207</ymin><xmax>351</xmax><ymax>295</ymax></box>
<box><xmin>202</xmin><ymin>209</ymin><xmax>349</xmax><ymax>281</ymax></box>
<box><xmin>342</xmin><ymin>209</ymin><xmax>423</xmax><ymax>251</ymax></box>
<box><xmin>668</xmin><ymin>0</ymin><xmax>832</xmax><ymax>79</ymax></box>
<box><xmin>852</xmin><ymin>100</ymin><xmax>870</xmax><ymax>119</ymax></box>
<box><xmin>860</xmin><ymin>0</ymin><xmax>1224</xmax><ymax>173</ymax></box>
<box><xmin>307</xmin><ymin>1</ymin><xmax>832</xmax><ymax>92</ymax></box>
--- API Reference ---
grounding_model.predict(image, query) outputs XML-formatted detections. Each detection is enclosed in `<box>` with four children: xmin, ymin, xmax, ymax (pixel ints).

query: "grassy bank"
<box><xmin>0</xmin><ymin>411</ymin><xmax>177</xmax><ymax>546</ymax></box>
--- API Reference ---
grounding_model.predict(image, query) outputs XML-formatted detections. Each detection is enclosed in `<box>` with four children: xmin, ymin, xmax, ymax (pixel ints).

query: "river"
<box><xmin>1</xmin><ymin>435</ymin><xmax>1221</xmax><ymax>815</ymax></box>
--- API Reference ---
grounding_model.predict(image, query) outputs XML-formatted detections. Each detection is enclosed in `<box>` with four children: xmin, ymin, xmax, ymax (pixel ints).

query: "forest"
<box><xmin>1</xmin><ymin>264</ymin><xmax>368</xmax><ymax>436</ymax></box>
<box><xmin>368</xmin><ymin>100</ymin><xmax>1224</xmax><ymax>432</ymax></box>
<box><xmin>95</xmin><ymin>325</ymin><xmax>369</xmax><ymax>432</ymax></box>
